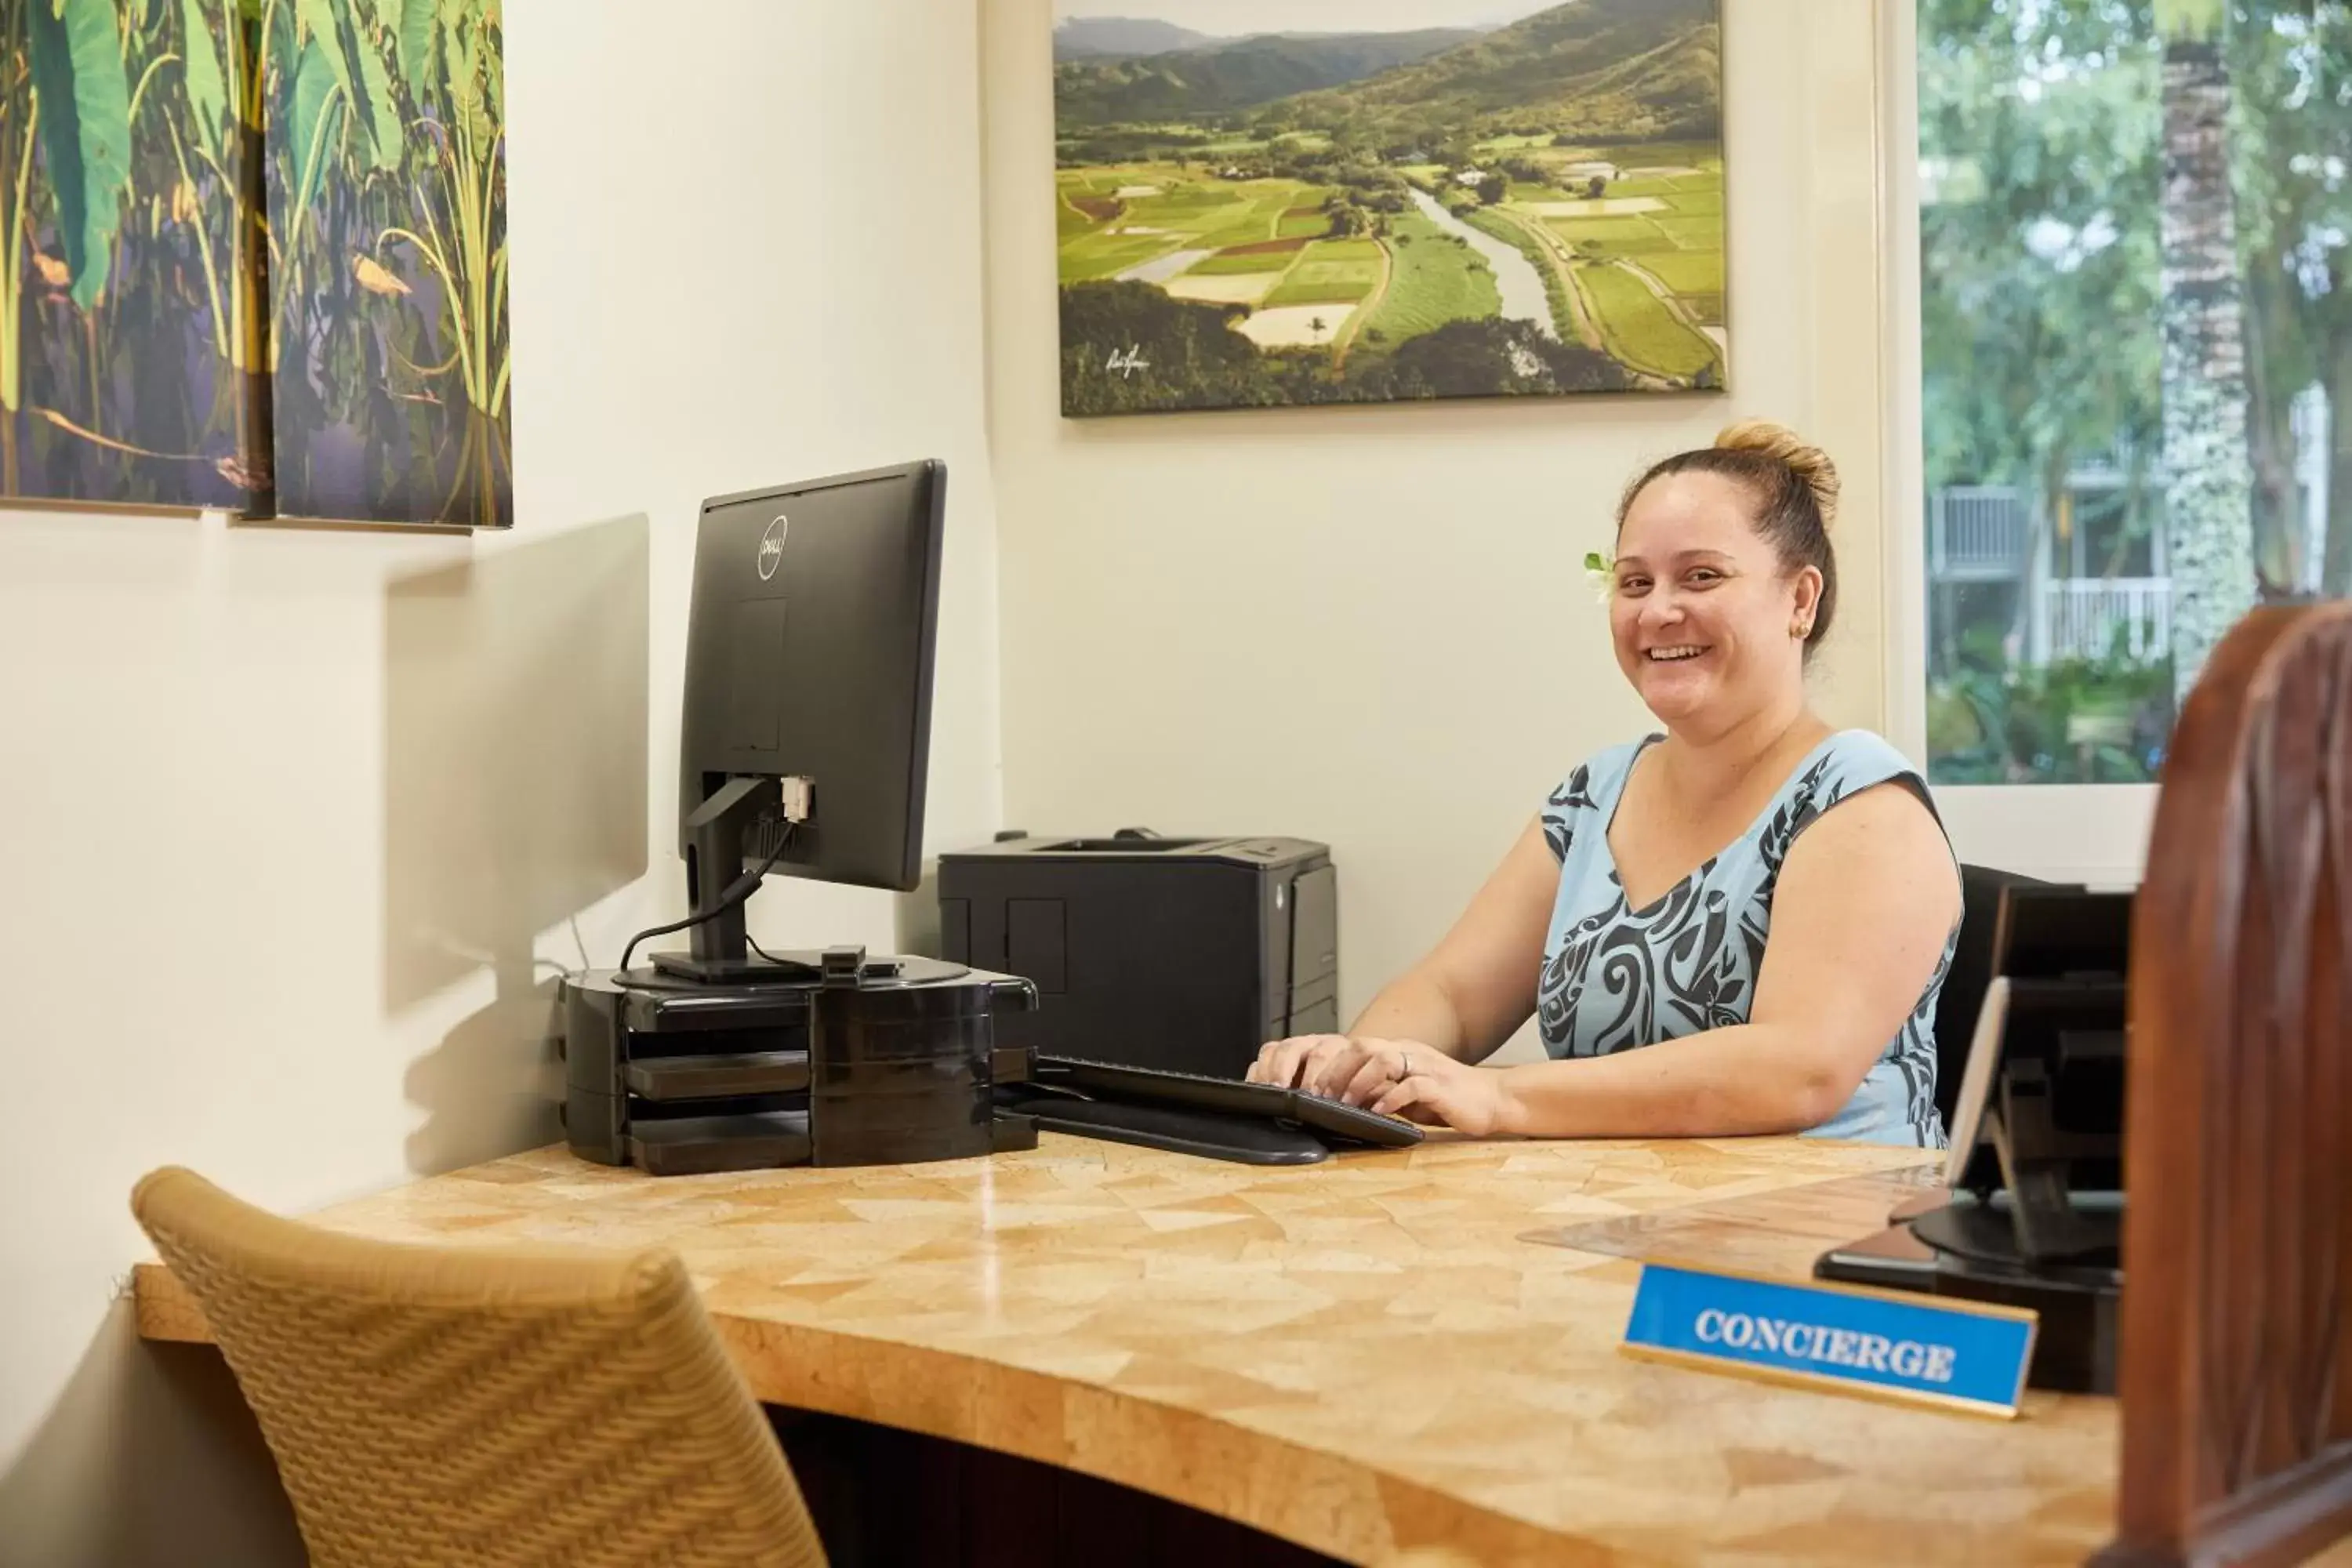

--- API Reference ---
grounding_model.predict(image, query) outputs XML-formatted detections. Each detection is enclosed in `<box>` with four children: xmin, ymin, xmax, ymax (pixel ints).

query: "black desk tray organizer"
<box><xmin>560</xmin><ymin>946</ymin><xmax>1042</xmax><ymax>1175</ymax></box>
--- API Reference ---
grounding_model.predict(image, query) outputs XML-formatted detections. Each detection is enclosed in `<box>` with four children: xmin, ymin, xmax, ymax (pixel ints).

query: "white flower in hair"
<box><xmin>1584</xmin><ymin>550</ymin><xmax>1613</xmax><ymax>603</ymax></box>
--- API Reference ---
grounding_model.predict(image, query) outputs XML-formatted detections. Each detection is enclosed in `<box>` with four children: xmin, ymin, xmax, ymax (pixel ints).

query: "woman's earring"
<box><xmin>1791</xmin><ymin>619</ymin><xmax>1810</xmax><ymax>640</ymax></box>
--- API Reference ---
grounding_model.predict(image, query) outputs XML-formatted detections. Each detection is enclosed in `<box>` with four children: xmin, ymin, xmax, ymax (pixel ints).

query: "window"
<box><xmin>1916</xmin><ymin>0</ymin><xmax>2350</xmax><ymax>789</ymax></box>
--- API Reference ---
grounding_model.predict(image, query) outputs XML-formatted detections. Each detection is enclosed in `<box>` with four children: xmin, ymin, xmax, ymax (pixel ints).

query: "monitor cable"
<box><xmin>618</xmin><ymin>820</ymin><xmax>797</xmax><ymax>975</ymax></box>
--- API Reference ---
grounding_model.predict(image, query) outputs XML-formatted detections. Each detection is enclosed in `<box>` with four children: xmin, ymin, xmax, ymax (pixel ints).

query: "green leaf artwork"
<box><xmin>0</xmin><ymin>0</ymin><xmax>510</xmax><ymax>526</ymax></box>
<box><xmin>28</xmin><ymin>0</ymin><xmax>133</xmax><ymax>310</ymax></box>
<box><xmin>265</xmin><ymin>0</ymin><xmax>512</xmax><ymax>524</ymax></box>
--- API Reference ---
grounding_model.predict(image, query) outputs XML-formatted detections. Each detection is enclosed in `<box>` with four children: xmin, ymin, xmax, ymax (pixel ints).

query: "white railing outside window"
<box><xmin>2038</xmin><ymin>578</ymin><xmax>2171</xmax><ymax>664</ymax></box>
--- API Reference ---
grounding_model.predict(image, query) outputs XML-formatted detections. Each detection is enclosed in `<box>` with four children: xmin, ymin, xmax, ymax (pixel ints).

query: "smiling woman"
<box><xmin>1249</xmin><ymin>423</ymin><xmax>1962</xmax><ymax>1149</ymax></box>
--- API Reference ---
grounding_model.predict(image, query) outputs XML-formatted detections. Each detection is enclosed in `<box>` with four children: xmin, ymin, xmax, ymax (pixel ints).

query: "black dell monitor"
<box><xmin>651</xmin><ymin>459</ymin><xmax>945</xmax><ymax>984</ymax></box>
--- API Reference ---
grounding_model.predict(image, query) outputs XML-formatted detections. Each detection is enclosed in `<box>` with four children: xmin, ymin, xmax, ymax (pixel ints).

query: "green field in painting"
<box><xmin>1583</xmin><ymin>263</ymin><xmax>1719</xmax><ymax>379</ymax></box>
<box><xmin>1059</xmin><ymin>230</ymin><xmax>1183</xmax><ymax>282</ymax></box>
<box><xmin>1265</xmin><ymin>239</ymin><xmax>1382</xmax><ymax>306</ymax></box>
<box><xmin>1545</xmin><ymin>216</ymin><xmax>1677</xmax><ymax>252</ymax></box>
<box><xmin>1649</xmin><ymin>214</ymin><xmax>1723</xmax><ymax>246</ymax></box>
<box><xmin>1187</xmin><ymin>244</ymin><xmax>1303</xmax><ymax>277</ymax></box>
<box><xmin>1639</xmin><ymin>249</ymin><xmax>1726</xmax><ymax>297</ymax></box>
<box><xmin>1360</xmin><ymin>214</ymin><xmax>1500</xmax><ymax>343</ymax></box>
<box><xmin>1054</xmin><ymin>168</ymin><xmax>1337</xmax><ymax>285</ymax></box>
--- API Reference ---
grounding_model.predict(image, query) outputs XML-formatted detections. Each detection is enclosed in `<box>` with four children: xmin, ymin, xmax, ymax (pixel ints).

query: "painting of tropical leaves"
<box><xmin>263</xmin><ymin>0</ymin><xmax>510</xmax><ymax>527</ymax></box>
<box><xmin>0</xmin><ymin>0</ymin><xmax>268</xmax><ymax>511</ymax></box>
<box><xmin>0</xmin><ymin>0</ymin><xmax>509</xmax><ymax>526</ymax></box>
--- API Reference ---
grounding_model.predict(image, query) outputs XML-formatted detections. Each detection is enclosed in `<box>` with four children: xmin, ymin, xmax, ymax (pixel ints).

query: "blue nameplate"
<box><xmin>1620</xmin><ymin>1261</ymin><xmax>2037</xmax><ymax>1417</ymax></box>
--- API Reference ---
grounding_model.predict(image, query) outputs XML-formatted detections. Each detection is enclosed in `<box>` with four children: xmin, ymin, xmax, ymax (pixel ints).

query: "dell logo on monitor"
<box><xmin>757</xmin><ymin>515</ymin><xmax>788</xmax><ymax>581</ymax></box>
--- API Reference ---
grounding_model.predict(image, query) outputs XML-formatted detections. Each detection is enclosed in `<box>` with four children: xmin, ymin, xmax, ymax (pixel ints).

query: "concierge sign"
<box><xmin>1620</xmin><ymin>1261</ymin><xmax>2038</xmax><ymax>1418</ymax></box>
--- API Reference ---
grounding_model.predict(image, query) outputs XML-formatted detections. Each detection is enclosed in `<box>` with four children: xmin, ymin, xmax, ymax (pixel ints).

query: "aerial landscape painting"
<box><xmin>1053</xmin><ymin>0</ymin><xmax>1726</xmax><ymax>416</ymax></box>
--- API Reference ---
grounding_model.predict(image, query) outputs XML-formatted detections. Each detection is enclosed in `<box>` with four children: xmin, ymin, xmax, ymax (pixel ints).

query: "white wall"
<box><xmin>0</xmin><ymin>2</ymin><xmax>1001</xmax><ymax>1562</ymax></box>
<box><xmin>981</xmin><ymin>0</ymin><xmax>1891</xmax><ymax>1062</ymax></box>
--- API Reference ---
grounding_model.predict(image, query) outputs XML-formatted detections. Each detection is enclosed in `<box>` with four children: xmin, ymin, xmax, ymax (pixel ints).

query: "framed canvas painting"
<box><xmin>0</xmin><ymin>0</ymin><xmax>268</xmax><ymax>513</ymax></box>
<box><xmin>1053</xmin><ymin>0</ymin><xmax>1727</xmax><ymax>416</ymax></box>
<box><xmin>263</xmin><ymin>0</ymin><xmax>510</xmax><ymax>528</ymax></box>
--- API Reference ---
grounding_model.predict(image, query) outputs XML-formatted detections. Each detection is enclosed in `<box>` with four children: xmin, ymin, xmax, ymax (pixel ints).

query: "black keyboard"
<box><xmin>1025</xmin><ymin>1054</ymin><xmax>1423</xmax><ymax>1151</ymax></box>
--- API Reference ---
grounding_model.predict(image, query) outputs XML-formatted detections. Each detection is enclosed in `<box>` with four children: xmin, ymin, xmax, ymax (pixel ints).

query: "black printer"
<box><xmin>937</xmin><ymin>830</ymin><xmax>1336</xmax><ymax>1079</ymax></box>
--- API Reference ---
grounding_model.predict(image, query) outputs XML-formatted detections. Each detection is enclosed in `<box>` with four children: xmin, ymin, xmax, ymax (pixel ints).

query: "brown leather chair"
<box><xmin>132</xmin><ymin>1165</ymin><xmax>827</xmax><ymax>1568</ymax></box>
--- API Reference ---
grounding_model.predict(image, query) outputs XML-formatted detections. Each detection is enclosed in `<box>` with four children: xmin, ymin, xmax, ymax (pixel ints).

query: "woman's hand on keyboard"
<box><xmin>1296</xmin><ymin>1036</ymin><xmax>1421</xmax><ymax>1107</ymax></box>
<box><xmin>1290</xmin><ymin>1037</ymin><xmax>1516</xmax><ymax>1137</ymax></box>
<box><xmin>1250</xmin><ymin>1033</ymin><xmax>1517</xmax><ymax>1136</ymax></box>
<box><xmin>1246</xmin><ymin>1033</ymin><xmax>1357</xmax><ymax>1093</ymax></box>
<box><xmin>1249</xmin><ymin>1034</ymin><xmax>1486</xmax><ymax>1130</ymax></box>
<box><xmin>1363</xmin><ymin>1054</ymin><xmax>1518</xmax><ymax>1137</ymax></box>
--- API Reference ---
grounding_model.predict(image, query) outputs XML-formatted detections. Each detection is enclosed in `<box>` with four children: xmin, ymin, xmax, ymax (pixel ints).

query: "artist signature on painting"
<box><xmin>1105</xmin><ymin>346</ymin><xmax>1149</xmax><ymax>379</ymax></box>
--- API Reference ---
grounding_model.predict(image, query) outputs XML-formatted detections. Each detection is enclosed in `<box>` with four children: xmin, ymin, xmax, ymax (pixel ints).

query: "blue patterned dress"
<box><xmin>1536</xmin><ymin>730</ymin><xmax>1951</xmax><ymax>1147</ymax></box>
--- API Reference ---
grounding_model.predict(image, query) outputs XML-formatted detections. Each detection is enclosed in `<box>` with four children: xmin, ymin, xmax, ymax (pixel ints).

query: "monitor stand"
<box><xmin>649</xmin><ymin>774</ymin><xmax>967</xmax><ymax>987</ymax></box>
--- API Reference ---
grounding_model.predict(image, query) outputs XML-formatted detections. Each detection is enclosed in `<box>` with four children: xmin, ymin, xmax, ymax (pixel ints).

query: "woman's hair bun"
<box><xmin>1714</xmin><ymin>419</ymin><xmax>1839</xmax><ymax>530</ymax></box>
